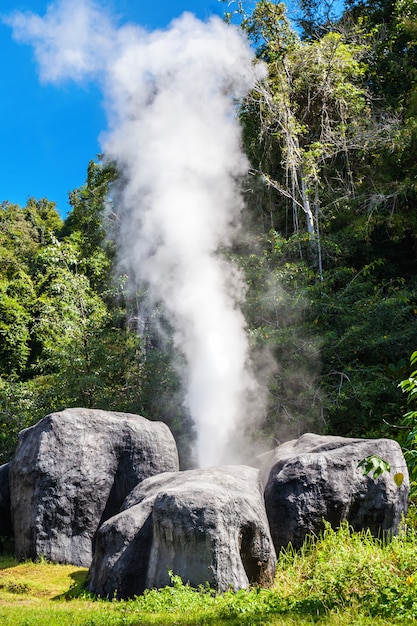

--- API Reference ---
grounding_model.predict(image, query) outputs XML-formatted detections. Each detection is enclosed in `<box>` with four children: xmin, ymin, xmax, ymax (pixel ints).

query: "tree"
<box><xmin>232</xmin><ymin>0</ymin><xmax>417</xmax><ymax>443</ymax></box>
<box><xmin>0</xmin><ymin>200</ymin><xmax>62</xmax><ymax>379</ymax></box>
<box><xmin>0</xmin><ymin>280</ymin><xmax>32</xmax><ymax>377</ymax></box>
<box><xmin>240</xmin><ymin>2</ymin><xmax>372</xmax><ymax>278</ymax></box>
<box><xmin>0</xmin><ymin>176</ymin><xmax>145</xmax><ymax>460</ymax></box>
<box><xmin>62</xmin><ymin>159</ymin><xmax>117</xmax><ymax>291</ymax></box>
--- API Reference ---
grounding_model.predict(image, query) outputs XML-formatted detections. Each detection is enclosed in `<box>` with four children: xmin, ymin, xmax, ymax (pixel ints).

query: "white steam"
<box><xmin>5</xmin><ymin>0</ymin><xmax>266</xmax><ymax>467</ymax></box>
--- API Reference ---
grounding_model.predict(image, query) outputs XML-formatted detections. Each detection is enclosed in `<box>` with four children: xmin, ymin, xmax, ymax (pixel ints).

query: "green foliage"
<box><xmin>63</xmin><ymin>159</ymin><xmax>117</xmax><ymax>291</ymax></box>
<box><xmin>273</xmin><ymin>520</ymin><xmax>417</xmax><ymax>620</ymax></box>
<box><xmin>240</xmin><ymin>2</ymin><xmax>370</xmax><ymax>244</ymax></box>
<box><xmin>64</xmin><ymin>160</ymin><xmax>117</xmax><ymax>251</ymax></box>
<box><xmin>25</xmin><ymin>197</ymin><xmax>63</xmax><ymax>244</ymax></box>
<box><xmin>0</xmin><ymin>379</ymin><xmax>42</xmax><ymax>464</ymax></box>
<box><xmin>33</xmin><ymin>239</ymin><xmax>107</xmax><ymax>370</ymax></box>
<box><xmin>358</xmin><ymin>454</ymin><xmax>391</xmax><ymax>479</ymax></box>
<box><xmin>0</xmin><ymin>202</ymin><xmax>42</xmax><ymax>276</ymax></box>
<box><xmin>3</xmin><ymin>521</ymin><xmax>417</xmax><ymax>624</ymax></box>
<box><xmin>0</xmin><ymin>282</ymin><xmax>31</xmax><ymax>376</ymax></box>
<box><xmin>399</xmin><ymin>351</ymin><xmax>417</xmax><ymax>499</ymax></box>
<box><xmin>0</xmin><ymin>166</ymin><xmax>146</xmax><ymax>462</ymax></box>
<box><xmin>360</xmin><ymin>459</ymin><xmax>405</xmax><ymax>488</ymax></box>
<box><xmin>233</xmin><ymin>0</ymin><xmax>417</xmax><ymax>447</ymax></box>
<box><xmin>235</xmin><ymin>238</ymin><xmax>323</xmax><ymax>443</ymax></box>
<box><xmin>307</xmin><ymin>259</ymin><xmax>417</xmax><ymax>436</ymax></box>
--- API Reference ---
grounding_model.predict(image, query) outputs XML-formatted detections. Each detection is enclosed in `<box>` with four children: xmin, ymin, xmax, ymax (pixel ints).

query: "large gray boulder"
<box><xmin>0</xmin><ymin>463</ymin><xmax>12</xmax><ymax>540</ymax></box>
<box><xmin>88</xmin><ymin>465</ymin><xmax>276</xmax><ymax>598</ymax></box>
<box><xmin>10</xmin><ymin>408</ymin><xmax>179</xmax><ymax>566</ymax></box>
<box><xmin>261</xmin><ymin>433</ymin><xmax>409</xmax><ymax>551</ymax></box>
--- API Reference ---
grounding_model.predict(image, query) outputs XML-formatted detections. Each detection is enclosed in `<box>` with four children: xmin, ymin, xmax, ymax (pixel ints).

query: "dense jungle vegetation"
<box><xmin>1</xmin><ymin>0</ymin><xmax>417</xmax><ymax>473</ymax></box>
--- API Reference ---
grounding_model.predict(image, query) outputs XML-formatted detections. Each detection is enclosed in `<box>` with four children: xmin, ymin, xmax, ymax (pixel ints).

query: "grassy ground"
<box><xmin>1</xmin><ymin>520</ymin><xmax>417</xmax><ymax>625</ymax></box>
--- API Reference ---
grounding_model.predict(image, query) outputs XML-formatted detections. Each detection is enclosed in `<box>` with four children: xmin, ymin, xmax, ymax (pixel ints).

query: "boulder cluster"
<box><xmin>0</xmin><ymin>408</ymin><xmax>409</xmax><ymax>598</ymax></box>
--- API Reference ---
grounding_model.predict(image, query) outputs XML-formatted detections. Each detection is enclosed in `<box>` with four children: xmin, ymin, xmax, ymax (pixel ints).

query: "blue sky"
<box><xmin>0</xmin><ymin>1</ymin><xmax>225</xmax><ymax>216</ymax></box>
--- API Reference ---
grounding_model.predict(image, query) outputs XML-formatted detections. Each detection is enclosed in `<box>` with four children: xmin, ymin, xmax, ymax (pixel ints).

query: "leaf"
<box><xmin>358</xmin><ymin>455</ymin><xmax>390</xmax><ymax>479</ymax></box>
<box><xmin>394</xmin><ymin>473</ymin><xmax>404</xmax><ymax>487</ymax></box>
<box><xmin>410</xmin><ymin>351</ymin><xmax>417</xmax><ymax>367</ymax></box>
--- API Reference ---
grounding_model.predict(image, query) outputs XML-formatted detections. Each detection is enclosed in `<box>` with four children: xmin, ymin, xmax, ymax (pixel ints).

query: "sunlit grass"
<box><xmin>0</xmin><ymin>557</ymin><xmax>87</xmax><ymax>600</ymax></box>
<box><xmin>1</xmin><ymin>515</ymin><xmax>417</xmax><ymax>625</ymax></box>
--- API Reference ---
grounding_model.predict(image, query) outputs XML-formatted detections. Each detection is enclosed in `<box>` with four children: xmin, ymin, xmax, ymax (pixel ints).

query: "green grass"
<box><xmin>1</xmin><ymin>516</ymin><xmax>417</xmax><ymax>625</ymax></box>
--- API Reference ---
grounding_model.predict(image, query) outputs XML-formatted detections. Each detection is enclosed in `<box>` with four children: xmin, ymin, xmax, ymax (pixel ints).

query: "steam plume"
<box><xmin>5</xmin><ymin>0</ymin><xmax>266</xmax><ymax>467</ymax></box>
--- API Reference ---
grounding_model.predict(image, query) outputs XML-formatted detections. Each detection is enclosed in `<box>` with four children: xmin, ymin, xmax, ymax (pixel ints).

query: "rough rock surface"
<box><xmin>261</xmin><ymin>433</ymin><xmax>409</xmax><ymax>551</ymax></box>
<box><xmin>88</xmin><ymin>465</ymin><xmax>276</xmax><ymax>598</ymax></box>
<box><xmin>10</xmin><ymin>408</ymin><xmax>179</xmax><ymax>566</ymax></box>
<box><xmin>0</xmin><ymin>463</ymin><xmax>12</xmax><ymax>539</ymax></box>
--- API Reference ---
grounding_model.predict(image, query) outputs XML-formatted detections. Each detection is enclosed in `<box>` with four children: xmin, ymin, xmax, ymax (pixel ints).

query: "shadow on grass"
<box><xmin>0</xmin><ymin>552</ymin><xmax>20</xmax><ymax>571</ymax></box>
<box><xmin>53</xmin><ymin>570</ymin><xmax>89</xmax><ymax>600</ymax></box>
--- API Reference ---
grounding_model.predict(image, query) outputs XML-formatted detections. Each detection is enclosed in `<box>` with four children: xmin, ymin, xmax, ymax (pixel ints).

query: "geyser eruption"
<box><xmin>5</xmin><ymin>0</ymin><xmax>266</xmax><ymax>467</ymax></box>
